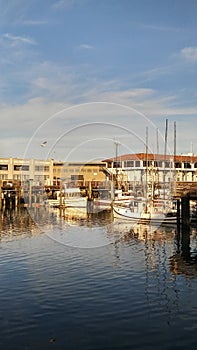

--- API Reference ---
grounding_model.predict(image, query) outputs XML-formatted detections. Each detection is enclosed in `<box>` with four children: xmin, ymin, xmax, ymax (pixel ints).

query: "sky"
<box><xmin>1</xmin><ymin>0</ymin><xmax>197</xmax><ymax>162</ymax></box>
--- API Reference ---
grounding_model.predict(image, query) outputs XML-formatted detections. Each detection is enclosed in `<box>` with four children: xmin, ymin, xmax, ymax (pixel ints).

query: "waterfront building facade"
<box><xmin>53</xmin><ymin>161</ymin><xmax>108</xmax><ymax>187</ymax></box>
<box><xmin>103</xmin><ymin>153</ymin><xmax>197</xmax><ymax>193</ymax></box>
<box><xmin>0</xmin><ymin>154</ymin><xmax>197</xmax><ymax>190</ymax></box>
<box><xmin>0</xmin><ymin>157</ymin><xmax>54</xmax><ymax>186</ymax></box>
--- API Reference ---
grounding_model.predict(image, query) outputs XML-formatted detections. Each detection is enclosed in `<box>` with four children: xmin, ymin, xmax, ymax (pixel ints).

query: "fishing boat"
<box><xmin>112</xmin><ymin>197</ymin><xmax>177</xmax><ymax>225</ymax></box>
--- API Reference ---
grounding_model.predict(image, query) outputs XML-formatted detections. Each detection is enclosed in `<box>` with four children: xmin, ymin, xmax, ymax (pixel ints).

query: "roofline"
<box><xmin>103</xmin><ymin>153</ymin><xmax>197</xmax><ymax>162</ymax></box>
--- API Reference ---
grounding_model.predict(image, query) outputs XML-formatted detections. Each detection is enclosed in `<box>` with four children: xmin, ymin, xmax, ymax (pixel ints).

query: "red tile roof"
<box><xmin>103</xmin><ymin>153</ymin><xmax>197</xmax><ymax>162</ymax></box>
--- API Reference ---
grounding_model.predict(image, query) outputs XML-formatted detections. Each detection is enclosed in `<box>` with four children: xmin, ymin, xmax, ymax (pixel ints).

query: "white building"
<box><xmin>103</xmin><ymin>153</ymin><xmax>197</xmax><ymax>192</ymax></box>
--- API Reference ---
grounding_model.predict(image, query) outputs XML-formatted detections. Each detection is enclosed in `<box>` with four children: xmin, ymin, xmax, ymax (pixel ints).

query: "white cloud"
<box><xmin>1</xmin><ymin>89</ymin><xmax>197</xmax><ymax>159</ymax></box>
<box><xmin>52</xmin><ymin>0</ymin><xmax>75</xmax><ymax>9</ymax></box>
<box><xmin>22</xmin><ymin>19</ymin><xmax>48</xmax><ymax>26</ymax></box>
<box><xmin>141</xmin><ymin>23</ymin><xmax>184</xmax><ymax>33</ymax></box>
<box><xmin>180</xmin><ymin>46</ymin><xmax>197</xmax><ymax>63</ymax></box>
<box><xmin>78</xmin><ymin>44</ymin><xmax>94</xmax><ymax>50</ymax></box>
<box><xmin>2</xmin><ymin>32</ymin><xmax>37</xmax><ymax>46</ymax></box>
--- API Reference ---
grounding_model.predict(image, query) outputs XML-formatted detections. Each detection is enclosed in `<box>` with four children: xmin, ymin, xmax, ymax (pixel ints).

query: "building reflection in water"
<box><xmin>1</xmin><ymin>207</ymin><xmax>196</xmax><ymax>281</ymax></box>
<box><xmin>0</xmin><ymin>207</ymin><xmax>60</xmax><ymax>242</ymax></box>
<box><xmin>170</xmin><ymin>227</ymin><xmax>197</xmax><ymax>279</ymax></box>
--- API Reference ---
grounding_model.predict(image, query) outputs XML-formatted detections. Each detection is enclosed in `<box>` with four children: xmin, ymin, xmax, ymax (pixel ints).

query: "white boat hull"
<box><xmin>113</xmin><ymin>204</ymin><xmax>177</xmax><ymax>225</ymax></box>
<box><xmin>64</xmin><ymin>198</ymin><xmax>87</xmax><ymax>208</ymax></box>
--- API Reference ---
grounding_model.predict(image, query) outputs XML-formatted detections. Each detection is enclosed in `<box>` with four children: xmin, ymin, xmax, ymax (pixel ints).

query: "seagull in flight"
<box><xmin>41</xmin><ymin>141</ymin><xmax>47</xmax><ymax>147</ymax></box>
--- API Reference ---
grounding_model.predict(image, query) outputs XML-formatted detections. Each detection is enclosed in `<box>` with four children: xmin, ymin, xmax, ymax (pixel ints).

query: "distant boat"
<box><xmin>91</xmin><ymin>188</ymin><xmax>112</xmax><ymax>212</ymax></box>
<box><xmin>63</xmin><ymin>187</ymin><xmax>87</xmax><ymax>208</ymax></box>
<box><xmin>45</xmin><ymin>187</ymin><xmax>87</xmax><ymax>208</ymax></box>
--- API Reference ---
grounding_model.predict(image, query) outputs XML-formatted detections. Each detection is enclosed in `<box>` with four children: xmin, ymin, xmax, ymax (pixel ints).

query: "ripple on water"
<box><xmin>0</xmin><ymin>210</ymin><xmax>197</xmax><ymax>350</ymax></box>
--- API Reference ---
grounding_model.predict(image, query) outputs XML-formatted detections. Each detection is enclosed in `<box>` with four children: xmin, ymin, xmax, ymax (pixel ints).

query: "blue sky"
<box><xmin>1</xmin><ymin>0</ymin><xmax>197</xmax><ymax>161</ymax></box>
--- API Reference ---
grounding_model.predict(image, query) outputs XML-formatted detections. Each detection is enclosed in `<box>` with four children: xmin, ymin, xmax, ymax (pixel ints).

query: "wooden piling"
<box><xmin>176</xmin><ymin>199</ymin><xmax>181</xmax><ymax>232</ymax></box>
<box><xmin>181</xmin><ymin>195</ymin><xmax>190</xmax><ymax>234</ymax></box>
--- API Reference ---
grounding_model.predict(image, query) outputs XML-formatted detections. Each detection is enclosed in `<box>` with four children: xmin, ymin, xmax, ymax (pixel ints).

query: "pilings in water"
<box><xmin>0</xmin><ymin>190</ymin><xmax>19</xmax><ymax>210</ymax></box>
<box><xmin>0</xmin><ymin>183</ymin><xmax>46</xmax><ymax>210</ymax></box>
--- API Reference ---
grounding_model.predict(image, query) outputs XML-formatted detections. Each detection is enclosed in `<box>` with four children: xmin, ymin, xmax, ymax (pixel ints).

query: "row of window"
<box><xmin>54</xmin><ymin>168</ymin><xmax>100</xmax><ymax>173</ymax></box>
<box><xmin>1</xmin><ymin>162</ymin><xmax>197</xmax><ymax>172</ymax></box>
<box><xmin>0</xmin><ymin>165</ymin><xmax>50</xmax><ymax>171</ymax></box>
<box><xmin>113</xmin><ymin>161</ymin><xmax>197</xmax><ymax>169</ymax></box>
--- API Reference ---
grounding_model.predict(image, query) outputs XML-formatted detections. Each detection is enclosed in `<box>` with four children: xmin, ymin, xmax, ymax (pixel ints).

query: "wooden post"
<box><xmin>181</xmin><ymin>195</ymin><xmax>191</xmax><ymax>262</ymax></box>
<box><xmin>176</xmin><ymin>199</ymin><xmax>181</xmax><ymax>232</ymax></box>
<box><xmin>181</xmin><ymin>195</ymin><xmax>190</xmax><ymax>234</ymax></box>
<box><xmin>0</xmin><ymin>183</ymin><xmax>2</xmax><ymax>211</ymax></box>
<box><xmin>59</xmin><ymin>181</ymin><xmax>63</xmax><ymax>217</ymax></box>
<box><xmin>29</xmin><ymin>179</ymin><xmax>33</xmax><ymax>207</ymax></box>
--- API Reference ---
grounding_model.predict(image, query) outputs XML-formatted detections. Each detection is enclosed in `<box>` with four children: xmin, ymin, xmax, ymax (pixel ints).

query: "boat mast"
<box><xmin>163</xmin><ymin>118</ymin><xmax>168</xmax><ymax>202</ymax></box>
<box><xmin>155</xmin><ymin>127</ymin><xmax>160</xmax><ymax>186</ymax></box>
<box><xmin>174</xmin><ymin>121</ymin><xmax>176</xmax><ymax>158</ymax></box>
<box><xmin>156</xmin><ymin>127</ymin><xmax>159</xmax><ymax>155</ymax></box>
<box><xmin>172</xmin><ymin>121</ymin><xmax>177</xmax><ymax>198</ymax></box>
<box><xmin>145</xmin><ymin>126</ymin><xmax>148</xmax><ymax>199</ymax></box>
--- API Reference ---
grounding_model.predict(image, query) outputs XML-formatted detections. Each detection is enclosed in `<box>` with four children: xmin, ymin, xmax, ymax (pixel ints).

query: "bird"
<box><xmin>40</xmin><ymin>141</ymin><xmax>47</xmax><ymax>147</ymax></box>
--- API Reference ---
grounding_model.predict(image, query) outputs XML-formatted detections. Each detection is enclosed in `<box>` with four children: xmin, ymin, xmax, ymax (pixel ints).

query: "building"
<box><xmin>0</xmin><ymin>157</ymin><xmax>54</xmax><ymax>186</ymax></box>
<box><xmin>53</xmin><ymin>161</ymin><xmax>109</xmax><ymax>187</ymax></box>
<box><xmin>1</xmin><ymin>153</ymin><xmax>197</xmax><ymax>191</ymax></box>
<box><xmin>103</xmin><ymin>153</ymin><xmax>197</xmax><ymax>195</ymax></box>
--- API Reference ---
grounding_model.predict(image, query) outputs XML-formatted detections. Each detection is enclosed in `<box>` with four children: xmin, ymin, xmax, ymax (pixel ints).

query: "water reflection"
<box><xmin>170</xmin><ymin>228</ymin><xmax>197</xmax><ymax>279</ymax></box>
<box><xmin>0</xmin><ymin>207</ymin><xmax>197</xmax><ymax>349</ymax></box>
<box><xmin>1</xmin><ymin>207</ymin><xmax>196</xmax><ymax>278</ymax></box>
<box><xmin>0</xmin><ymin>206</ymin><xmax>196</xmax><ymax>282</ymax></box>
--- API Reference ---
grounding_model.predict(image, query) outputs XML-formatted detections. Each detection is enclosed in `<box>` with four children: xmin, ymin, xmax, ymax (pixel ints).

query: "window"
<box><xmin>71</xmin><ymin>175</ymin><xmax>84</xmax><ymax>180</ymax></box>
<box><xmin>125</xmin><ymin>160</ymin><xmax>134</xmax><ymax>167</ymax></box>
<box><xmin>175</xmin><ymin>162</ymin><xmax>181</xmax><ymax>168</ymax></box>
<box><xmin>135</xmin><ymin>161</ymin><xmax>140</xmax><ymax>167</ymax></box>
<box><xmin>0</xmin><ymin>164</ymin><xmax>8</xmax><ymax>170</ymax></box>
<box><xmin>13</xmin><ymin>174</ymin><xmax>21</xmax><ymax>180</ymax></box>
<box><xmin>14</xmin><ymin>165</ymin><xmax>21</xmax><ymax>171</ymax></box>
<box><xmin>14</xmin><ymin>165</ymin><xmax>29</xmax><ymax>171</ymax></box>
<box><xmin>143</xmin><ymin>161</ymin><xmax>151</xmax><ymax>167</ymax></box>
<box><xmin>0</xmin><ymin>174</ymin><xmax>8</xmax><ymax>179</ymax></box>
<box><xmin>113</xmin><ymin>161</ymin><xmax>121</xmax><ymax>168</ymax></box>
<box><xmin>164</xmin><ymin>161</ymin><xmax>170</xmax><ymax>168</ymax></box>
<box><xmin>194</xmin><ymin>162</ymin><xmax>197</xmax><ymax>168</ymax></box>
<box><xmin>184</xmin><ymin>162</ymin><xmax>191</xmax><ymax>169</ymax></box>
<box><xmin>35</xmin><ymin>165</ymin><xmax>44</xmax><ymax>171</ymax></box>
<box><xmin>22</xmin><ymin>165</ymin><xmax>29</xmax><ymax>171</ymax></box>
<box><xmin>154</xmin><ymin>161</ymin><xmax>162</xmax><ymax>167</ymax></box>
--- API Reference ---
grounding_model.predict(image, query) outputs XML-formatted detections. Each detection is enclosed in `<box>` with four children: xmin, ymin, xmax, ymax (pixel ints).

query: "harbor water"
<box><xmin>0</xmin><ymin>207</ymin><xmax>197</xmax><ymax>350</ymax></box>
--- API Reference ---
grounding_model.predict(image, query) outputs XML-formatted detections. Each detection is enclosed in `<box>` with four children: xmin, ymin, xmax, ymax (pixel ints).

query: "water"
<box><xmin>0</xmin><ymin>207</ymin><xmax>197</xmax><ymax>350</ymax></box>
